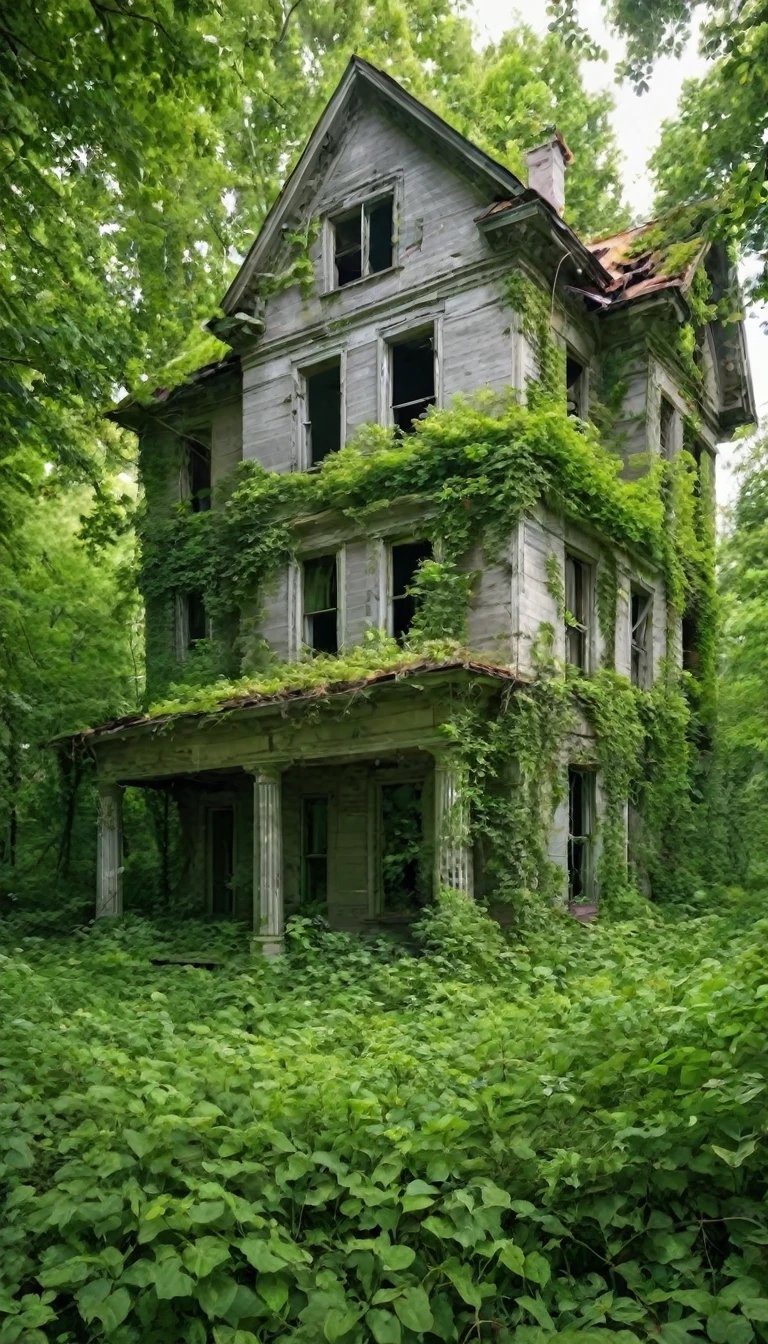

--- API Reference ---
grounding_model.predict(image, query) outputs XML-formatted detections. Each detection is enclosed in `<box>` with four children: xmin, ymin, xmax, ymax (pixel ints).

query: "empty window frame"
<box><xmin>380</xmin><ymin>780</ymin><xmax>426</xmax><ymax>913</ymax></box>
<box><xmin>565</xmin><ymin>553</ymin><xmax>591</xmax><ymax>670</ymax></box>
<box><xmin>209</xmin><ymin>805</ymin><xmax>235</xmax><ymax>917</ymax></box>
<box><xmin>390</xmin><ymin>540</ymin><xmax>432</xmax><ymax>642</ymax></box>
<box><xmin>390</xmin><ymin>329</ymin><xmax>436</xmax><ymax>434</ymax></box>
<box><xmin>568</xmin><ymin>767</ymin><xmax>595</xmax><ymax>903</ymax></box>
<box><xmin>302</xmin><ymin>554</ymin><xmax>338</xmax><ymax>654</ymax></box>
<box><xmin>302</xmin><ymin>358</ymin><xmax>342</xmax><ymax>467</ymax></box>
<box><xmin>301</xmin><ymin>795</ymin><xmax>329</xmax><ymax>907</ymax></box>
<box><xmin>185</xmin><ymin>433</ymin><xmax>212</xmax><ymax>512</ymax></box>
<box><xmin>630</xmin><ymin>587</ymin><xmax>653</xmax><ymax>688</ymax></box>
<box><xmin>566</xmin><ymin>353</ymin><xmax>587</xmax><ymax>418</ymax></box>
<box><xmin>333</xmin><ymin>194</ymin><xmax>393</xmax><ymax>288</ymax></box>
<box><xmin>659</xmin><ymin>396</ymin><xmax>676</xmax><ymax>459</ymax></box>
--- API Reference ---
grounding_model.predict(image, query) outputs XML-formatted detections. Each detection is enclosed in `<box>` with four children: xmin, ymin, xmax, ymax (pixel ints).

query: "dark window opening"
<box><xmin>381</xmin><ymin>780</ymin><xmax>426</xmax><ymax>914</ymax></box>
<box><xmin>391</xmin><ymin>540</ymin><xmax>431</xmax><ymax>642</ymax></box>
<box><xmin>333</xmin><ymin>195</ymin><xmax>393</xmax><ymax>288</ymax></box>
<box><xmin>631</xmin><ymin>589</ymin><xmax>652</xmax><ymax>688</ymax></box>
<box><xmin>368</xmin><ymin>198</ymin><xmax>393</xmax><ymax>273</ymax></box>
<box><xmin>690</xmin><ymin>440</ymin><xmax>703</xmax><ymax>499</ymax></box>
<box><xmin>188</xmin><ymin>436</ymin><xmax>212</xmax><ymax>512</ymax></box>
<box><xmin>565</xmin><ymin>554</ymin><xmax>589</xmax><ymax>670</ymax></box>
<box><xmin>568</xmin><ymin>767</ymin><xmax>594</xmax><ymax>903</ymax></box>
<box><xmin>566</xmin><ymin>354</ymin><xmax>585</xmax><ymax>417</ymax></box>
<box><xmin>303</xmin><ymin>554</ymin><xmax>338</xmax><ymax>654</ymax></box>
<box><xmin>305</xmin><ymin>361</ymin><xmax>342</xmax><ymax>466</ymax></box>
<box><xmin>682</xmin><ymin>610</ymin><xmax>700</xmax><ymax>675</ymax></box>
<box><xmin>210</xmin><ymin>806</ymin><xmax>235</xmax><ymax>917</ymax></box>
<box><xmin>301</xmin><ymin>796</ymin><xmax>329</xmax><ymax>907</ymax></box>
<box><xmin>659</xmin><ymin>397</ymin><xmax>675</xmax><ymax>459</ymax></box>
<box><xmin>391</xmin><ymin>331</ymin><xmax>435</xmax><ymax>434</ymax></box>
<box><xmin>187</xmin><ymin>591</ymin><xmax>208</xmax><ymax>647</ymax></box>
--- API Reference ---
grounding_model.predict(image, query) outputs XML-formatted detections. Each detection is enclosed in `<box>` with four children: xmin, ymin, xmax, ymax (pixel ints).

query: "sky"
<box><xmin>470</xmin><ymin>0</ymin><xmax>767</xmax><ymax>509</ymax></box>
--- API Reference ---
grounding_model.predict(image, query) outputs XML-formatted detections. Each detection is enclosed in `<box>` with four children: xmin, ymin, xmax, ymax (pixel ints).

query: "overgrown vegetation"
<box><xmin>4</xmin><ymin>894</ymin><xmax>768</xmax><ymax>1343</ymax></box>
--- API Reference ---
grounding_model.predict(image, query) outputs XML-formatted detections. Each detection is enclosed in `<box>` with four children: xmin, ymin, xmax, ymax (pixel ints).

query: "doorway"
<box><xmin>208</xmin><ymin>805</ymin><xmax>235</xmax><ymax>917</ymax></box>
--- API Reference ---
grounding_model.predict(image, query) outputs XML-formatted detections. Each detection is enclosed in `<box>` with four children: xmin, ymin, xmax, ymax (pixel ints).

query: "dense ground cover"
<box><xmin>2</xmin><ymin>894</ymin><xmax>768</xmax><ymax>1344</ymax></box>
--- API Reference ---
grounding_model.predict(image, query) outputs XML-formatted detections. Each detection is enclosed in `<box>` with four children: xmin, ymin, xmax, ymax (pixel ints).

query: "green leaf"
<box><xmin>741</xmin><ymin>1301</ymin><xmax>768</xmax><ymax>1323</ymax></box>
<box><xmin>37</xmin><ymin>1259</ymin><xmax>90</xmax><ymax>1289</ymax></box>
<box><xmin>238</xmin><ymin>1237</ymin><xmax>287</xmax><ymax>1273</ymax></box>
<box><xmin>197</xmin><ymin>1274</ymin><xmax>239</xmax><ymax>1321</ymax></box>
<box><xmin>189</xmin><ymin>1200</ymin><xmax>226</xmax><ymax>1224</ymax></box>
<box><xmin>498</xmin><ymin>1242</ymin><xmax>526</xmax><ymax>1276</ymax></box>
<box><xmin>518</xmin><ymin>1295</ymin><xmax>555</xmax><ymax>1331</ymax></box>
<box><xmin>367</xmin><ymin>1308</ymin><xmax>402</xmax><ymax>1344</ymax></box>
<box><xmin>443</xmin><ymin>1259</ymin><xmax>481</xmax><ymax>1310</ymax></box>
<box><xmin>257</xmin><ymin>1275</ymin><xmax>289</xmax><ymax>1314</ymax></box>
<box><xmin>324</xmin><ymin>1305</ymin><xmax>363</xmax><ymax>1341</ymax></box>
<box><xmin>76</xmin><ymin>1280</ymin><xmax>131</xmax><ymax>1331</ymax></box>
<box><xmin>394</xmin><ymin>1286</ymin><xmax>433</xmax><ymax>1333</ymax></box>
<box><xmin>380</xmin><ymin>1245</ymin><xmax>416</xmax><ymax>1272</ymax></box>
<box><xmin>152</xmin><ymin>1258</ymin><xmax>195</xmax><ymax>1300</ymax></box>
<box><xmin>524</xmin><ymin>1251</ymin><xmax>551</xmax><ymax>1287</ymax></box>
<box><xmin>183</xmin><ymin>1237</ymin><xmax>231</xmax><ymax>1279</ymax></box>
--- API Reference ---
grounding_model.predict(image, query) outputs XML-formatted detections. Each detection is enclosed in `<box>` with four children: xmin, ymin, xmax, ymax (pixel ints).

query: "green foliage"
<box><xmin>5</xmin><ymin>896</ymin><xmax>768</xmax><ymax>1341</ymax></box>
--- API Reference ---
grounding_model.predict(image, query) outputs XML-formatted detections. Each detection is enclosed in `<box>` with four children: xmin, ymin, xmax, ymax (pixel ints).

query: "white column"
<box><xmin>251</xmin><ymin>767</ymin><xmax>285</xmax><ymax>957</ymax></box>
<box><xmin>433</xmin><ymin>755</ymin><xmax>473</xmax><ymax>896</ymax></box>
<box><xmin>96</xmin><ymin>783</ymin><xmax>124</xmax><ymax>918</ymax></box>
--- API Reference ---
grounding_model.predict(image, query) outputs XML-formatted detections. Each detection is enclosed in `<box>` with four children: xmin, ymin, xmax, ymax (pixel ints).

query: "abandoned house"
<box><xmin>76</xmin><ymin>57</ymin><xmax>754</xmax><ymax>950</ymax></box>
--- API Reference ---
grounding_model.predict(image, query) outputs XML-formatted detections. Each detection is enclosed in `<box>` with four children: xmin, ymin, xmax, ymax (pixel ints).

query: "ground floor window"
<box><xmin>568</xmin><ymin>767</ymin><xmax>595</xmax><ymax>902</ymax></box>
<box><xmin>380</xmin><ymin>780</ymin><xmax>427</xmax><ymax>913</ymax></box>
<box><xmin>301</xmin><ymin>795</ymin><xmax>328</xmax><ymax>907</ymax></box>
<box><xmin>209</xmin><ymin>805</ymin><xmax>234</xmax><ymax>917</ymax></box>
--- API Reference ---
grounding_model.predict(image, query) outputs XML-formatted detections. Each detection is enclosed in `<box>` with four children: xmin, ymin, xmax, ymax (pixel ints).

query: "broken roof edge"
<box><xmin>221</xmin><ymin>55</ymin><xmax>527</xmax><ymax>316</ymax></box>
<box><xmin>107</xmin><ymin>351</ymin><xmax>241</xmax><ymax>427</ymax></box>
<box><xmin>62</xmin><ymin>658</ymin><xmax>525</xmax><ymax>751</ymax></box>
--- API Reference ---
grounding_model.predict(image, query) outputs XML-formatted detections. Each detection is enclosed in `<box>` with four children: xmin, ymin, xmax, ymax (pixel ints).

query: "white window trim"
<box><xmin>175</xmin><ymin>592</ymin><xmax>211</xmax><ymax>661</ymax></box>
<box><xmin>385</xmin><ymin>536</ymin><xmax>434</xmax><ymax>638</ymax></box>
<box><xmin>630</xmin><ymin>584</ymin><xmax>654</xmax><ymax>688</ymax></box>
<box><xmin>378</xmin><ymin>315</ymin><xmax>443</xmax><ymax>429</ymax></box>
<box><xmin>292</xmin><ymin>349</ymin><xmax>347</xmax><ymax>472</ymax></box>
<box><xmin>322</xmin><ymin>177</ymin><xmax>401</xmax><ymax>293</ymax></box>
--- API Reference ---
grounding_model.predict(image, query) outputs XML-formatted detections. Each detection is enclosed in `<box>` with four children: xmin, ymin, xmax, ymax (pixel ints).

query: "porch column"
<box><xmin>96</xmin><ymin>783</ymin><xmax>124</xmax><ymax>918</ymax></box>
<box><xmin>250</xmin><ymin>767</ymin><xmax>285</xmax><ymax>957</ymax></box>
<box><xmin>433</xmin><ymin>753</ymin><xmax>474</xmax><ymax>896</ymax></box>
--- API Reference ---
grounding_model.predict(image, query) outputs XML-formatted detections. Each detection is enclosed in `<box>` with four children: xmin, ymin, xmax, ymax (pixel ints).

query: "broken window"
<box><xmin>187</xmin><ymin>592</ymin><xmax>208</xmax><ymax>647</ymax></box>
<box><xmin>566</xmin><ymin>353</ymin><xmax>586</xmax><ymax>418</ymax></box>
<box><xmin>381</xmin><ymin>780</ymin><xmax>426</xmax><ymax>913</ymax></box>
<box><xmin>301</xmin><ymin>796</ymin><xmax>329</xmax><ymax>907</ymax></box>
<box><xmin>303</xmin><ymin>554</ymin><xmax>338</xmax><ymax>654</ymax></box>
<box><xmin>565</xmin><ymin>554</ymin><xmax>590</xmax><ymax>670</ymax></box>
<box><xmin>391</xmin><ymin>330</ymin><xmax>435</xmax><ymax>434</ymax></box>
<box><xmin>682</xmin><ymin>609</ymin><xmax>700</xmax><ymax>675</ymax></box>
<box><xmin>659</xmin><ymin>396</ymin><xmax>676</xmax><ymax>459</ymax></box>
<box><xmin>630</xmin><ymin>588</ymin><xmax>652</xmax><ymax>688</ymax></box>
<box><xmin>186</xmin><ymin>434</ymin><xmax>212</xmax><ymax>512</ymax></box>
<box><xmin>303</xmin><ymin>359</ymin><xmax>342</xmax><ymax>466</ymax></box>
<box><xmin>390</xmin><ymin>540</ymin><xmax>431</xmax><ymax>642</ymax></box>
<box><xmin>568</xmin><ymin>767</ymin><xmax>595</xmax><ymax>903</ymax></box>
<box><xmin>333</xmin><ymin>194</ymin><xmax>393</xmax><ymax>287</ymax></box>
<box><xmin>209</xmin><ymin>806</ymin><xmax>235</xmax><ymax>917</ymax></box>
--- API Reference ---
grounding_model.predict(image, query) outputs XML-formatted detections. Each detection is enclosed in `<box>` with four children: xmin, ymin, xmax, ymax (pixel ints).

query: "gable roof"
<box><xmin>222</xmin><ymin>56</ymin><xmax>526</xmax><ymax>315</ymax></box>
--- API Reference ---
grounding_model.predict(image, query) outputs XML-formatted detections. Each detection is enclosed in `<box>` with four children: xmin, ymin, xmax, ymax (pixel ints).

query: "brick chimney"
<box><xmin>525</xmin><ymin>130</ymin><xmax>573</xmax><ymax>216</ymax></box>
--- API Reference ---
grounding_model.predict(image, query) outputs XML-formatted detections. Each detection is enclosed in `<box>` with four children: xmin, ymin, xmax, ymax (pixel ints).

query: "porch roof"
<box><xmin>67</xmin><ymin>658</ymin><xmax>522</xmax><ymax>751</ymax></box>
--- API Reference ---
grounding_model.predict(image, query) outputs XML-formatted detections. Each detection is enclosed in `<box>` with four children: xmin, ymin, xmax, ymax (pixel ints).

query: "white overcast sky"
<box><xmin>470</xmin><ymin>0</ymin><xmax>767</xmax><ymax>507</ymax></box>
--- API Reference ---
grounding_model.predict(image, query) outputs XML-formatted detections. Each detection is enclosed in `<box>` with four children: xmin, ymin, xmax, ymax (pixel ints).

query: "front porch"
<box><xmin>87</xmin><ymin>662</ymin><xmax>501</xmax><ymax>951</ymax></box>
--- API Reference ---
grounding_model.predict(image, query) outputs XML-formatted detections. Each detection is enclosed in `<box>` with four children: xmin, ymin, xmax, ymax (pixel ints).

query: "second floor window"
<box><xmin>631</xmin><ymin>588</ymin><xmax>652</xmax><ymax>688</ymax></box>
<box><xmin>333</xmin><ymin>194</ymin><xmax>393</xmax><ymax>287</ymax></box>
<box><xmin>303</xmin><ymin>554</ymin><xmax>338</xmax><ymax>654</ymax></box>
<box><xmin>186</xmin><ymin>435</ymin><xmax>211</xmax><ymax>512</ymax></box>
<box><xmin>390</xmin><ymin>540</ymin><xmax>431</xmax><ymax>641</ymax></box>
<box><xmin>391</xmin><ymin>330</ymin><xmax>435</xmax><ymax>434</ymax></box>
<box><xmin>303</xmin><ymin>359</ymin><xmax>342</xmax><ymax>466</ymax></box>
<box><xmin>568</xmin><ymin>766</ymin><xmax>595</xmax><ymax>903</ymax></box>
<box><xmin>565</xmin><ymin>553</ymin><xmax>590</xmax><ymax>670</ymax></box>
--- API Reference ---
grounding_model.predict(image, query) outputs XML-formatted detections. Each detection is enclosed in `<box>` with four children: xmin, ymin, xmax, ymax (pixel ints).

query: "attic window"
<box><xmin>303</xmin><ymin>554</ymin><xmax>338</xmax><ymax>654</ymax></box>
<box><xmin>390</xmin><ymin>330</ymin><xmax>435</xmax><ymax>434</ymax></box>
<box><xmin>303</xmin><ymin>359</ymin><xmax>342</xmax><ymax>466</ymax></box>
<box><xmin>333</xmin><ymin>195</ymin><xmax>393</xmax><ymax>287</ymax></box>
<box><xmin>566</xmin><ymin>354</ymin><xmax>586</xmax><ymax>418</ymax></box>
